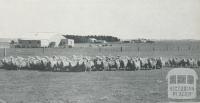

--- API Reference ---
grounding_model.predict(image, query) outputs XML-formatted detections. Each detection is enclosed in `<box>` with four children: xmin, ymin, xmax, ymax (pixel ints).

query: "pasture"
<box><xmin>0</xmin><ymin>40</ymin><xmax>200</xmax><ymax>59</ymax></box>
<box><xmin>0</xmin><ymin>40</ymin><xmax>200</xmax><ymax>103</ymax></box>
<box><xmin>0</xmin><ymin>68</ymin><xmax>199</xmax><ymax>103</ymax></box>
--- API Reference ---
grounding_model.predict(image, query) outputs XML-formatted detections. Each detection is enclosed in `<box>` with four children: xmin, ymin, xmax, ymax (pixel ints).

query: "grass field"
<box><xmin>0</xmin><ymin>68</ymin><xmax>200</xmax><ymax>103</ymax></box>
<box><xmin>0</xmin><ymin>40</ymin><xmax>200</xmax><ymax>59</ymax></box>
<box><xmin>0</xmin><ymin>40</ymin><xmax>200</xmax><ymax>103</ymax></box>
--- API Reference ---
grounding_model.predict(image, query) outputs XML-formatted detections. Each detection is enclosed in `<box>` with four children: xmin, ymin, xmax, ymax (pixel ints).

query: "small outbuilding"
<box><xmin>59</xmin><ymin>39</ymin><xmax>74</xmax><ymax>48</ymax></box>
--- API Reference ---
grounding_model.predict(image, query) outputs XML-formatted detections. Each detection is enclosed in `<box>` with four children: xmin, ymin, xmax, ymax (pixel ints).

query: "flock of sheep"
<box><xmin>0</xmin><ymin>55</ymin><xmax>200</xmax><ymax>72</ymax></box>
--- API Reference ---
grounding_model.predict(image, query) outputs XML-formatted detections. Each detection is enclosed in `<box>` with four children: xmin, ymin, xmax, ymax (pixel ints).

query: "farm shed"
<box><xmin>59</xmin><ymin>39</ymin><xmax>74</xmax><ymax>48</ymax></box>
<box><xmin>18</xmin><ymin>39</ymin><xmax>43</xmax><ymax>48</ymax></box>
<box><xmin>0</xmin><ymin>38</ymin><xmax>11</xmax><ymax>48</ymax></box>
<box><xmin>17</xmin><ymin>33</ymin><xmax>66</xmax><ymax>48</ymax></box>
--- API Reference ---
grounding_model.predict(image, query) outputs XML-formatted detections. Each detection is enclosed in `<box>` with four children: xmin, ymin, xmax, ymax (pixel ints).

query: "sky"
<box><xmin>0</xmin><ymin>0</ymin><xmax>199</xmax><ymax>40</ymax></box>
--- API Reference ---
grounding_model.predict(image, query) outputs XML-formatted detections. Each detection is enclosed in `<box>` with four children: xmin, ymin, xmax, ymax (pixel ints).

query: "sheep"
<box><xmin>1</xmin><ymin>56</ymin><xmax>200</xmax><ymax>72</ymax></box>
<box><xmin>102</xmin><ymin>60</ymin><xmax>109</xmax><ymax>71</ymax></box>
<box><xmin>197</xmin><ymin>59</ymin><xmax>200</xmax><ymax>67</ymax></box>
<box><xmin>187</xmin><ymin>58</ymin><xmax>198</xmax><ymax>68</ymax></box>
<box><xmin>148</xmin><ymin>58</ymin><xmax>157</xmax><ymax>70</ymax></box>
<box><xmin>172</xmin><ymin>57</ymin><xmax>182</xmax><ymax>67</ymax></box>
<box><xmin>133</xmin><ymin>59</ymin><xmax>141</xmax><ymax>70</ymax></box>
<box><xmin>127</xmin><ymin>58</ymin><xmax>135</xmax><ymax>71</ymax></box>
<box><xmin>83</xmin><ymin>59</ymin><xmax>95</xmax><ymax>72</ymax></box>
<box><xmin>119</xmin><ymin>58</ymin><xmax>128</xmax><ymax>71</ymax></box>
<box><xmin>69</xmin><ymin>60</ymin><xmax>78</xmax><ymax>72</ymax></box>
<box><xmin>108</xmin><ymin>59</ymin><xmax>116</xmax><ymax>71</ymax></box>
<box><xmin>61</xmin><ymin>59</ymin><xmax>70</xmax><ymax>72</ymax></box>
<box><xmin>139</xmin><ymin>58</ymin><xmax>149</xmax><ymax>70</ymax></box>
<box><xmin>94</xmin><ymin>58</ymin><xmax>103</xmax><ymax>71</ymax></box>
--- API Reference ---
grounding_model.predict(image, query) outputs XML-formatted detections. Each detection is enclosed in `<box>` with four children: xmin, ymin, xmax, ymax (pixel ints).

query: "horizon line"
<box><xmin>0</xmin><ymin>32</ymin><xmax>200</xmax><ymax>41</ymax></box>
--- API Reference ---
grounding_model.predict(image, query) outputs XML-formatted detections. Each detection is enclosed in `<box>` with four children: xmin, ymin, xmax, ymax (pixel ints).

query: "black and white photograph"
<box><xmin>0</xmin><ymin>0</ymin><xmax>200</xmax><ymax>103</ymax></box>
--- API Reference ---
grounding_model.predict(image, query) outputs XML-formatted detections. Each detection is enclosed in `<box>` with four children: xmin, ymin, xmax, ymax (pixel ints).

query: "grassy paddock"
<box><xmin>0</xmin><ymin>41</ymin><xmax>199</xmax><ymax>103</ymax></box>
<box><xmin>0</xmin><ymin>41</ymin><xmax>200</xmax><ymax>59</ymax></box>
<box><xmin>0</xmin><ymin>68</ymin><xmax>199</xmax><ymax>103</ymax></box>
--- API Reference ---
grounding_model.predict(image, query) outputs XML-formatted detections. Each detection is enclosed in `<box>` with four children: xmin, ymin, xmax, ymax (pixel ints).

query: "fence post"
<box><xmin>153</xmin><ymin>47</ymin><xmax>155</xmax><ymax>52</ymax></box>
<box><xmin>120</xmin><ymin>46</ymin><xmax>123</xmax><ymax>52</ymax></box>
<box><xmin>43</xmin><ymin>47</ymin><xmax>45</xmax><ymax>54</ymax></box>
<box><xmin>188</xmin><ymin>46</ymin><xmax>191</xmax><ymax>51</ymax></box>
<box><xmin>137</xmin><ymin>47</ymin><xmax>140</xmax><ymax>56</ymax></box>
<box><xmin>166</xmin><ymin>45</ymin><xmax>168</xmax><ymax>51</ymax></box>
<box><xmin>177</xmin><ymin>46</ymin><xmax>180</xmax><ymax>52</ymax></box>
<box><xmin>4</xmin><ymin>48</ymin><xmax>6</xmax><ymax>57</ymax></box>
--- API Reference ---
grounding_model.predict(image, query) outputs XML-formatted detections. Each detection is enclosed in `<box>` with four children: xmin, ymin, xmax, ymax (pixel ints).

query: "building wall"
<box><xmin>59</xmin><ymin>39</ymin><xmax>74</xmax><ymax>47</ymax></box>
<box><xmin>18</xmin><ymin>40</ymin><xmax>41</xmax><ymax>48</ymax></box>
<box><xmin>68</xmin><ymin>39</ymin><xmax>74</xmax><ymax>47</ymax></box>
<box><xmin>40</xmin><ymin>40</ymin><xmax>50</xmax><ymax>47</ymax></box>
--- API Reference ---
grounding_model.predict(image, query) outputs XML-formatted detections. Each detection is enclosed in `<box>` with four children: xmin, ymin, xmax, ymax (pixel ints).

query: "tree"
<box><xmin>63</xmin><ymin>35</ymin><xmax>120</xmax><ymax>43</ymax></box>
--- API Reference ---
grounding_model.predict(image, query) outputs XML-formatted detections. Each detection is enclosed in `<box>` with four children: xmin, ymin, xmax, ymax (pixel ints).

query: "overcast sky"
<box><xmin>0</xmin><ymin>0</ymin><xmax>199</xmax><ymax>40</ymax></box>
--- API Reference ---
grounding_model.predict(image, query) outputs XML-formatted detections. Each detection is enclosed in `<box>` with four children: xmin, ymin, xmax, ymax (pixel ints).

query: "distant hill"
<box><xmin>63</xmin><ymin>35</ymin><xmax>120</xmax><ymax>43</ymax></box>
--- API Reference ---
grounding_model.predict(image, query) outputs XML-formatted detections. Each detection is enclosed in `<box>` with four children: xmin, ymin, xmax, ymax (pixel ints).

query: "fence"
<box><xmin>0</xmin><ymin>42</ymin><xmax>200</xmax><ymax>59</ymax></box>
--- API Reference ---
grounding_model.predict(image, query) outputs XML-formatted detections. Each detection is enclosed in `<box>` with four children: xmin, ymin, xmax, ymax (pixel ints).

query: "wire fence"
<box><xmin>0</xmin><ymin>42</ymin><xmax>200</xmax><ymax>59</ymax></box>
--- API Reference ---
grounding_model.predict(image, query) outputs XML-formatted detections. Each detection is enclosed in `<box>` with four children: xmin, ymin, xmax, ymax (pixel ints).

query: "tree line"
<box><xmin>63</xmin><ymin>35</ymin><xmax>120</xmax><ymax>43</ymax></box>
